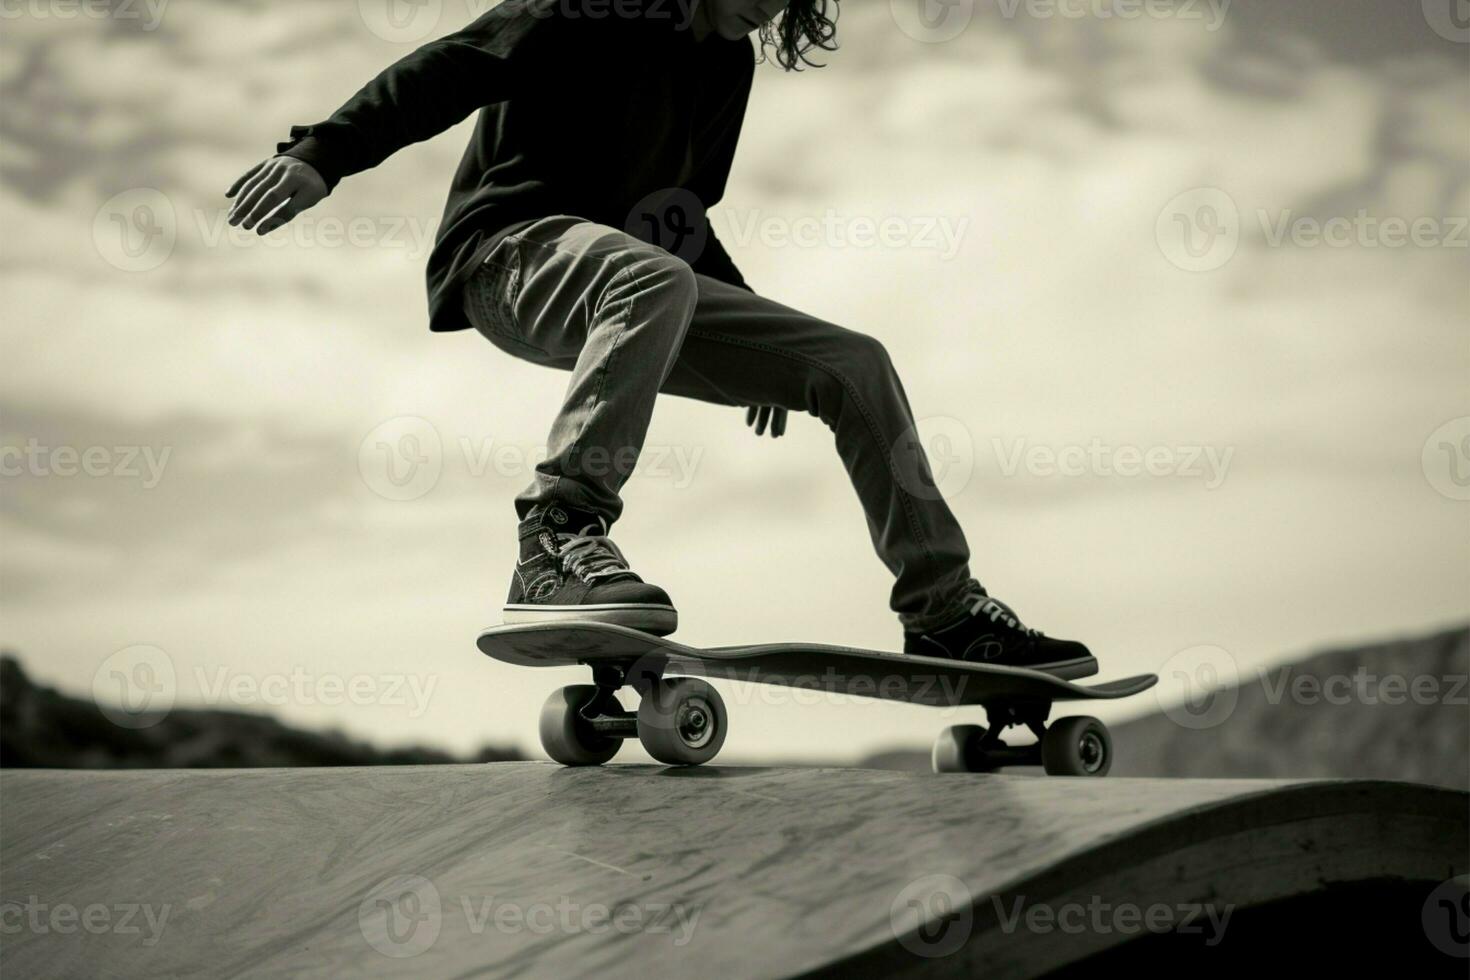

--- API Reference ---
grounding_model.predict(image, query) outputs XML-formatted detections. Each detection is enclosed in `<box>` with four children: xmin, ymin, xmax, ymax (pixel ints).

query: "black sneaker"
<box><xmin>504</xmin><ymin>505</ymin><xmax>677</xmax><ymax>635</ymax></box>
<box><xmin>904</xmin><ymin>589</ymin><xmax>1097</xmax><ymax>679</ymax></box>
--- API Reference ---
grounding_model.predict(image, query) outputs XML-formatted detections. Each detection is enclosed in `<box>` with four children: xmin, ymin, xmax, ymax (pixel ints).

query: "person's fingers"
<box><xmin>228</xmin><ymin>166</ymin><xmax>280</xmax><ymax>226</ymax></box>
<box><xmin>225</xmin><ymin>161</ymin><xmax>265</xmax><ymax>199</ymax></box>
<box><xmin>755</xmin><ymin>405</ymin><xmax>771</xmax><ymax>436</ymax></box>
<box><xmin>228</xmin><ymin>162</ymin><xmax>279</xmax><ymax>221</ymax></box>
<box><xmin>238</xmin><ymin>176</ymin><xmax>292</xmax><ymax>230</ymax></box>
<box><xmin>254</xmin><ymin>192</ymin><xmax>303</xmax><ymax>235</ymax></box>
<box><xmin>772</xmin><ymin>407</ymin><xmax>787</xmax><ymax>438</ymax></box>
<box><xmin>745</xmin><ymin>406</ymin><xmax>758</xmax><ymax>428</ymax></box>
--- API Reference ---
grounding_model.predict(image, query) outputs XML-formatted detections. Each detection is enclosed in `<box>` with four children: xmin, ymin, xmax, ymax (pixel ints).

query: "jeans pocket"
<box><xmin>465</xmin><ymin>235</ymin><xmax>523</xmax><ymax>338</ymax></box>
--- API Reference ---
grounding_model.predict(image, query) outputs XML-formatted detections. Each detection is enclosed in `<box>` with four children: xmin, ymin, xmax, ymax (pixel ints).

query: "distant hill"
<box><xmin>0</xmin><ymin>656</ymin><xmax>524</xmax><ymax>768</ymax></box>
<box><xmin>856</xmin><ymin>624</ymin><xmax>1469</xmax><ymax>790</ymax></box>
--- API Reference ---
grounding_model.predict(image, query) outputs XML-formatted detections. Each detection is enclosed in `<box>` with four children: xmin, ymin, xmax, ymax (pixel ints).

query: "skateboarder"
<box><xmin>225</xmin><ymin>0</ymin><xmax>1097</xmax><ymax>677</ymax></box>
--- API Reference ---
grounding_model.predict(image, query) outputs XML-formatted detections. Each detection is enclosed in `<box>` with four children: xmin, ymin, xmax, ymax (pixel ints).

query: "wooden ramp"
<box><xmin>1</xmin><ymin>765</ymin><xmax>1465</xmax><ymax>977</ymax></box>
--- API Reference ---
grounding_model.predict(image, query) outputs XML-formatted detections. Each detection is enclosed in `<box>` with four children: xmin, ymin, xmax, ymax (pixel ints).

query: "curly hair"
<box><xmin>758</xmin><ymin>0</ymin><xmax>840</xmax><ymax>71</ymax></box>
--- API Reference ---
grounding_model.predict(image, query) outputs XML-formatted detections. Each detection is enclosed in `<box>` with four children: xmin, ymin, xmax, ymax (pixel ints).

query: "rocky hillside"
<box><xmin>0</xmin><ymin>656</ymin><xmax>523</xmax><ymax>768</ymax></box>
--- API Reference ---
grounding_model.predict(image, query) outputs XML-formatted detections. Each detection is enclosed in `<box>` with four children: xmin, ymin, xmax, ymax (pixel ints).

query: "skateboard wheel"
<box><xmin>931</xmin><ymin>725</ymin><xmax>990</xmax><ymax>774</ymax></box>
<box><xmin>539</xmin><ymin>685</ymin><xmax>621</xmax><ymax>767</ymax></box>
<box><xmin>1041</xmin><ymin>715</ymin><xmax>1112</xmax><ymax>777</ymax></box>
<box><xmin>636</xmin><ymin>677</ymin><xmax>727</xmax><ymax>766</ymax></box>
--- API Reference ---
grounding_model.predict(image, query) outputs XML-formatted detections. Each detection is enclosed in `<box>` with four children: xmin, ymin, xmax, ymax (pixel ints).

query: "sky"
<box><xmin>2</xmin><ymin>0</ymin><xmax>1467</xmax><ymax>762</ymax></box>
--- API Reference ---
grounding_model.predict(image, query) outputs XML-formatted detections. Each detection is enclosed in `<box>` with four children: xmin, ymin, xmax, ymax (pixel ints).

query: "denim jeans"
<box><xmin>462</xmin><ymin>216</ymin><xmax>974</xmax><ymax>630</ymax></box>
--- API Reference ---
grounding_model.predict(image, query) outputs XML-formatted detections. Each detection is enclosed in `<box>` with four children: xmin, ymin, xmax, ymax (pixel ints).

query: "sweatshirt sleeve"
<box><xmin>276</xmin><ymin>5</ymin><xmax>546</xmax><ymax>189</ymax></box>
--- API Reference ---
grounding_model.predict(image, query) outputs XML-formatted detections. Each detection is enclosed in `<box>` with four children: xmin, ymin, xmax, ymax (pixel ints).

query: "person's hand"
<box><xmin>226</xmin><ymin>156</ymin><xmax>329</xmax><ymax>235</ymax></box>
<box><xmin>745</xmin><ymin>406</ymin><xmax>788</xmax><ymax>438</ymax></box>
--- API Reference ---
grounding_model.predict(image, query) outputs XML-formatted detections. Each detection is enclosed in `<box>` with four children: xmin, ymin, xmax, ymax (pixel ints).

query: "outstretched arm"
<box><xmin>227</xmin><ymin>7</ymin><xmax>538</xmax><ymax>233</ymax></box>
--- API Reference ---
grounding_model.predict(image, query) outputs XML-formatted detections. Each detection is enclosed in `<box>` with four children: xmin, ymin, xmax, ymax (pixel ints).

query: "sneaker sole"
<box><xmin>1032</xmin><ymin>656</ymin><xmax>1099</xmax><ymax>681</ymax></box>
<box><xmin>502</xmin><ymin>603</ymin><xmax>678</xmax><ymax>636</ymax></box>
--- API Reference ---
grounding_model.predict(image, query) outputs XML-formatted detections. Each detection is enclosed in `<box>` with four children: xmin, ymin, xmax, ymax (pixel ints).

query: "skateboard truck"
<box><xmin>573</xmin><ymin>664</ymin><xmax>643</xmax><ymax>740</ymax></box>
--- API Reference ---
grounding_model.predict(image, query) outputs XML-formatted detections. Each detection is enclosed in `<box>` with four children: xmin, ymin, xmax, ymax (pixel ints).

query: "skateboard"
<box><xmin>477</xmin><ymin>621</ymin><xmax>1158</xmax><ymax>776</ymax></box>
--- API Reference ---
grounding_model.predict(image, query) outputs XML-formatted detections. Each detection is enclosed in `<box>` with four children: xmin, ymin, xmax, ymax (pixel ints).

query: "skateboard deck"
<box><xmin>476</xmin><ymin>621</ymin><xmax>1158</xmax><ymax>708</ymax></box>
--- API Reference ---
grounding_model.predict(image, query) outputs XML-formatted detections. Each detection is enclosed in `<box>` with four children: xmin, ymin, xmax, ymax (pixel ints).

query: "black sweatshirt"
<box><xmin>277</xmin><ymin>0</ymin><xmax>755</xmax><ymax>332</ymax></box>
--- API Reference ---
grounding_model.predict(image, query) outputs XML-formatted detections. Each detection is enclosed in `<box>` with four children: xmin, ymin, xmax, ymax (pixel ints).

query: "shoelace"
<box><xmin>966</xmin><ymin>593</ymin><xmax>1045</xmax><ymax>638</ymax></box>
<box><xmin>556</xmin><ymin>528</ymin><xmax>631</xmax><ymax>584</ymax></box>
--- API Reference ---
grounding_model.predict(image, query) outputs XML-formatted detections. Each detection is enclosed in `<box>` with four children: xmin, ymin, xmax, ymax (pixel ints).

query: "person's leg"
<box><xmin>662</xmin><ymin>274</ymin><xmax>1095</xmax><ymax>675</ymax></box>
<box><xmin>465</xmin><ymin>216</ymin><xmax>700</xmax><ymax>522</ymax></box>
<box><xmin>462</xmin><ymin>216</ymin><xmax>697</xmax><ymax>633</ymax></box>
<box><xmin>655</xmin><ymin>273</ymin><xmax>973</xmax><ymax>632</ymax></box>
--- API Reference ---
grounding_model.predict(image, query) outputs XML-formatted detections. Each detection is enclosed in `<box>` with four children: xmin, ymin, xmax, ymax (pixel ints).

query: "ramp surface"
<box><xmin>1</xmin><ymin>765</ymin><xmax>1465</xmax><ymax>977</ymax></box>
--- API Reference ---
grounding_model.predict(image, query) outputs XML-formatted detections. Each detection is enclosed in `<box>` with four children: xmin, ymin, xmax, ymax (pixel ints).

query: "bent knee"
<box><xmin>608</xmin><ymin>248</ymin><xmax>697</xmax><ymax>311</ymax></box>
